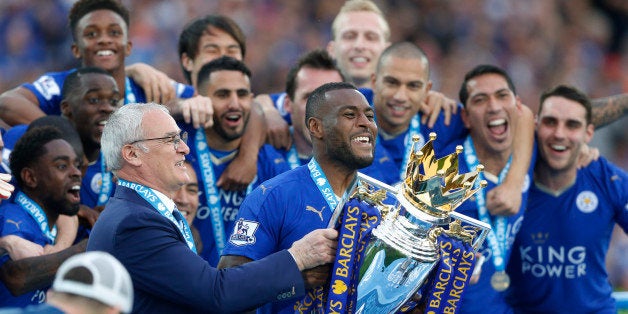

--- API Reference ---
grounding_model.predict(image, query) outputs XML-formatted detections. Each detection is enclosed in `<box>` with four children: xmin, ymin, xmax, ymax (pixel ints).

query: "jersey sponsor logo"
<box><xmin>33</xmin><ymin>75</ymin><xmax>60</xmax><ymax>100</ymax></box>
<box><xmin>228</xmin><ymin>218</ymin><xmax>258</xmax><ymax>246</ymax></box>
<box><xmin>519</xmin><ymin>245</ymin><xmax>587</xmax><ymax>279</ymax></box>
<box><xmin>90</xmin><ymin>172</ymin><xmax>103</xmax><ymax>193</ymax></box>
<box><xmin>575</xmin><ymin>191</ymin><xmax>598</xmax><ymax>213</ymax></box>
<box><xmin>306</xmin><ymin>205</ymin><xmax>326</xmax><ymax>221</ymax></box>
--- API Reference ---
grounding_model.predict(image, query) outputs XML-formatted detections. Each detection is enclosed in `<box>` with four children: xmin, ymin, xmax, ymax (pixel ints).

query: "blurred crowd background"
<box><xmin>1</xmin><ymin>0</ymin><xmax>627</xmax><ymax>290</ymax></box>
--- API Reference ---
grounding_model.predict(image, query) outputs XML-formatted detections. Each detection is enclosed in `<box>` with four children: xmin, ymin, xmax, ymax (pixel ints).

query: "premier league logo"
<box><xmin>228</xmin><ymin>218</ymin><xmax>259</xmax><ymax>246</ymax></box>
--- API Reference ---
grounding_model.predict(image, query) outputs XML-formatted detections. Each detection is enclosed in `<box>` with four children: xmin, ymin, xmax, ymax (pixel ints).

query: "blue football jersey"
<box><xmin>506</xmin><ymin>157</ymin><xmax>628</xmax><ymax>313</ymax></box>
<box><xmin>0</xmin><ymin>201</ymin><xmax>54</xmax><ymax>307</ymax></box>
<box><xmin>183</xmin><ymin>124</ymin><xmax>290</xmax><ymax>266</ymax></box>
<box><xmin>222</xmin><ymin>165</ymin><xmax>333</xmax><ymax>314</ymax></box>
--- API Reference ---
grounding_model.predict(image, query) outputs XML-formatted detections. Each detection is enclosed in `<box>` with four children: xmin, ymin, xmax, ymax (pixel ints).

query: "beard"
<box><xmin>325</xmin><ymin>133</ymin><xmax>374</xmax><ymax>170</ymax></box>
<box><xmin>45</xmin><ymin>195</ymin><xmax>80</xmax><ymax>217</ymax></box>
<box><xmin>212</xmin><ymin>113</ymin><xmax>248</xmax><ymax>142</ymax></box>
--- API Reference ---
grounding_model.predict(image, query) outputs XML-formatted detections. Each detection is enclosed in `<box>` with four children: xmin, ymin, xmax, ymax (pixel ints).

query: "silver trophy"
<box><xmin>331</xmin><ymin>133</ymin><xmax>491</xmax><ymax>313</ymax></box>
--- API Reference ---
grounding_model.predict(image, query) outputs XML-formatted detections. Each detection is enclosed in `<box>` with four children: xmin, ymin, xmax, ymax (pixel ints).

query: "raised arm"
<box><xmin>255</xmin><ymin>94</ymin><xmax>291</xmax><ymax>150</ymax></box>
<box><xmin>591</xmin><ymin>93</ymin><xmax>628</xmax><ymax>129</ymax></box>
<box><xmin>486</xmin><ymin>100</ymin><xmax>534</xmax><ymax>216</ymax></box>
<box><xmin>0</xmin><ymin>87</ymin><xmax>46</xmax><ymax>126</ymax></box>
<box><xmin>0</xmin><ymin>236</ymin><xmax>44</xmax><ymax>261</ymax></box>
<box><xmin>125</xmin><ymin>62</ymin><xmax>176</xmax><ymax>104</ymax></box>
<box><xmin>0</xmin><ymin>239</ymin><xmax>86</xmax><ymax>296</ymax></box>
<box><xmin>217</xmin><ymin>101</ymin><xmax>266</xmax><ymax>191</ymax></box>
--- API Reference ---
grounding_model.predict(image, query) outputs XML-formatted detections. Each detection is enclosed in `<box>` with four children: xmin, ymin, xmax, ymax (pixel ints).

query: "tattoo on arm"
<box><xmin>591</xmin><ymin>94</ymin><xmax>628</xmax><ymax>129</ymax></box>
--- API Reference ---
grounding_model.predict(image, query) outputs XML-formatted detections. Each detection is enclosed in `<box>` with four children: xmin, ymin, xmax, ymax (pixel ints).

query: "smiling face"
<box><xmin>461</xmin><ymin>73</ymin><xmax>517</xmax><ymax>157</ymax></box>
<box><xmin>536</xmin><ymin>96</ymin><xmax>593</xmax><ymax>174</ymax></box>
<box><xmin>372</xmin><ymin>55</ymin><xmax>431</xmax><ymax>135</ymax></box>
<box><xmin>327</xmin><ymin>11</ymin><xmax>389</xmax><ymax>87</ymax></box>
<box><xmin>63</xmin><ymin>73</ymin><xmax>121</xmax><ymax>148</ymax></box>
<box><xmin>71</xmin><ymin>9</ymin><xmax>131</xmax><ymax>73</ymax></box>
<box><xmin>285</xmin><ymin>67</ymin><xmax>344</xmax><ymax>152</ymax></box>
<box><xmin>173</xmin><ymin>162</ymin><xmax>199</xmax><ymax>225</ymax></box>
<box><xmin>317</xmin><ymin>88</ymin><xmax>377</xmax><ymax>169</ymax></box>
<box><xmin>33</xmin><ymin>139</ymin><xmax>82</xmax><ymax>216</ymax></box>
<box><xmin>137</xmin><ymin>110</ymin><xmax>190</xmax><ymax>194</ymax></box>
<box><xmin>182</xmin><ymin>26</ymin><xmax>243</xmax><ymax>88</ymax></box>
<box><xmin>203</xmin><ymin>70</ymin><xmax>252</xmax><ymax>147</ymax></box>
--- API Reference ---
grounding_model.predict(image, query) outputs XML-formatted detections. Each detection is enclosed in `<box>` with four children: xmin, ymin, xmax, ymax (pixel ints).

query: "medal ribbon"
<box><xmin>423</xmin><ymin>234</ymin><xmax>477</xmax><ymax>314</ymax></box>
<box><xmin>15</xmin><ymin>191</ymin><xmax>57</xmax><ymax>243</ymax></box>
<box><xmin>97</xmin><ymin>152</ymin><xmax>113</xmax><ymax>206</ymax></box>
<box><xmin>399</xmin><ymin>115</ymin><xmax>423</xmax><ymax>180</ymax></box>
<box><xmin>307</xmin><ymin>159</ymin><xmax>339</xmax><ymax>210</ymax></box>
<box><xmin>286</xmin><ymin>127</ymin><xmax>301</xmax><ymax>169</ymax></box>
<box><xmin>118</xmin><ymin>179</ymin><xmax>196</xmax><ymax>253</ymax></box>
<box><xmin>124</xmin><ymin>77</ymin><xmax>136</xmax><ymax>104</ymax></box>
<box><xmin>463</xmin><ymin>136</ymin><xmax>511</xmax><ymax>273</ymax></box>
<box><xmin>194</xmin><ymin>129</ymin><xmax>227</xmax><ymax>255</ymax></box>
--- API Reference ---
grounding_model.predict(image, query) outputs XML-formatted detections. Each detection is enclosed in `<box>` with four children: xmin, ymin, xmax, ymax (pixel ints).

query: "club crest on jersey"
<box><xmin>229</xmin><ymin>218</ymin><xmax>259</xmax><ymax>246</ymax></box>
<box><xmin>576</xmin><ymin>191</ymin><xmax>598</xmax><ymax>213</ymax></box>
<box><xmin>90</xmin><ymin>173</ymin><xmax>103</xmax><ymax>193</ymax></box>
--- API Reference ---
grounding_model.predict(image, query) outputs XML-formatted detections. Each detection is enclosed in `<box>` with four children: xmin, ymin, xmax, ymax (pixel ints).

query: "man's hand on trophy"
<box><xmin>470</xmin><ymin>254</ymin><xmax>485</xmax><ymax>284</ymax></box>
<box><xmin>288</xmin><ymin>228</ymin><xmax>338</xmax><ymax>271</ymax></box>
<box><xmin>301</xmin><ymin>264</ymin><xmax>332</xmax><ymax>289</ymax></box>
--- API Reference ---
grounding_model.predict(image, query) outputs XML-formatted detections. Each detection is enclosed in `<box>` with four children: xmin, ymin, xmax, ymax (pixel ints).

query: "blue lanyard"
<box><xmin>400</xmin><ymin>115</ymin><xmax>423</xmax><ymax>180</ymax></box>
<box><xmin>463</xmin><ymin>136</ymin><xmax>511</xmax><ymax>271</ymax></box>
<box><xmin>15</xmin><ymin>192</ymin><xmax>57</xmax><ymax>243</ymax></box>
<box><xmin>307</xmin><ymin>158</ymin><xmax>340</xmax><ymax>211</ymax></box>
<box><xmin>286</xmin><ymin>143</ymin><xmax>301</xmax><ymax>170</ymax></box>
<box><xmin>97</xmin><ymin>153</ymin><xmax>112</xmax><ymax>206</ymax></box>
<box><xmin>124</xmin><ymin>77</ymin><xmax>136</xmax><ymax>104</ymax></box>
<box><xmin>117</xmin><ymin>179</ymin><xmax>196</xmax><ymax>253</ymax></box>
<box><xmin>194</xmin><ymin>129</ymin><xmax>227</xmax><ymax>254</ymax></box>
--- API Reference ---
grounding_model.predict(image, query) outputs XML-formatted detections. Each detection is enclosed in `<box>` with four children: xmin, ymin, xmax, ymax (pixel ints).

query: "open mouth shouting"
<box><xmin>68</xmin><ymin>184</ymin><xmax>81</xmax><ymax>203</ymax></box>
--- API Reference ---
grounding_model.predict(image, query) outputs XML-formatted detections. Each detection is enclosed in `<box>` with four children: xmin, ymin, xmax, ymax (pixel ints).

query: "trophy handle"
<box><xmin>327</xmin><ymin>172</ymin><xmax>397</xmax><ymax>228</ymax></box>
<box><xmin>449</xmin><ymin>211</ymin><xmax>491</xmax><ymax>251</ymax></box>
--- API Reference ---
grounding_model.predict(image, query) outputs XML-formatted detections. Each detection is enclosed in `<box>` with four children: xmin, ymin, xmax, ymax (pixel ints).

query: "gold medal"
<box><xmin>490</xmin><ymin>271</ymin><xmax>510</xmax><ymax>292</ymax></box>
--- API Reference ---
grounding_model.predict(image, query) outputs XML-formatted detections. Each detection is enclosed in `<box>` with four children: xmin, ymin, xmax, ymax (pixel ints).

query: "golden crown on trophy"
<box><xmin>401</xmin><ymin>133</ymin><xmax>487</xmax><ymax>218</ymax></box>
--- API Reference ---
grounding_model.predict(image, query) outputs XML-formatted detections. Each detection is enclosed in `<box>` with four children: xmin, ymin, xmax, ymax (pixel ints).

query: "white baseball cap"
<box><xmin>52</xmin><ymin>251</ymin><xmax>134</xmax><ymax>313</ymax></box>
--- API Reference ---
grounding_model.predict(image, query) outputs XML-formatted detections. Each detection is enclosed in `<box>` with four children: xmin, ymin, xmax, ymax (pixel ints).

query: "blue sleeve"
<box><xmin>0</xmin><ymin>205</ymin><xmax>38</xmax><ymax>241</ymax></box>
<box><xmin>175</xmin><ymin>82</ymin><xmax>195</xmax><ymax>99</ymax></box>
<box><xmin>600</xmin><ymin>159</ymin><xmax>628</xmax><ymax>232</ymax></box>
<box><xmin>21</xmin><ymin>72</ymin><xmax>69</xmax><ymax>115</ymax></box>
<box><xmin>270</xmin><ymin>92</ymin><xmax>291</xmax><ymax>124</ymax></box>
<box><xmin>424</xmin><ymin>105</ymin><xmax>468</xmax><ymax>153</ymax></box>
<box><xmin>223</xmin><ymin>187</ymin><xmax>281</xmax><ymax>260</ymax></box>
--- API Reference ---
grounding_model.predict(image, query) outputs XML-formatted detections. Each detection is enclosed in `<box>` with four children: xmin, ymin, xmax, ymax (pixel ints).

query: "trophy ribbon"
<box><xmin>463</xmin><ymin>136</ymin><xmax>512</xmax><ymax>291</ymax></box>
<box><xmin>295</xmin><ymin>197</ymin><xmax>381</xmax><ymax>313</ymax></box>
<box><xmin>423</xmin><ymin>233</ymin><xmax>477</xmax><ymax>314</ymax></box>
